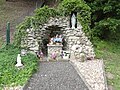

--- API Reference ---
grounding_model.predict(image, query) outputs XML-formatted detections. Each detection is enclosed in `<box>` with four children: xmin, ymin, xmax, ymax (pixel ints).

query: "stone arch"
<box><xmin>37</xmin><ymin>17</ymin><xmax>69</xmax><ymax>55</ymax></box>
<box><xmin>21</xmin><ymin>16</ymin><xmax>95</xmax><ymax>60</ymax></box>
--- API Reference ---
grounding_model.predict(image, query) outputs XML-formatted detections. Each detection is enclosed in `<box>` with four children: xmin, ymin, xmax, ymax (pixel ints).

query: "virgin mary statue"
<box><xmin>71</xmin><ymin>13</ymin><xmax>76</xmax><ymax>29</ymax></box>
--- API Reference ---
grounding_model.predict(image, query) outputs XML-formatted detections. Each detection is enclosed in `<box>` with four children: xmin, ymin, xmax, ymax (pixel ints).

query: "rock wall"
<box><xmin>64</xmin><ymin>28</ymin><xmax>95</xmax><ymax>60</ymax></box>
<box><xmin>21</xmin><ymin>28</ymin><xmax>41</xmax><ymax>53</ymax></box>
<box><xmin>47</xmin><ymin>44</ymin><xmax>63</xmax><ymax>61</ymax></box>
<box><xmin>21</xmin><ymin>17</ymin><xmax>95</xmax><ymax>60</ymax></box>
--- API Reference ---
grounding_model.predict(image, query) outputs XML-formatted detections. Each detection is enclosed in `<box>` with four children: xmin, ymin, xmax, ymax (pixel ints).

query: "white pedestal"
<box><xmin>47</xmin><ymin>44</ymin><xmax>63</xmax><ymax>61</ymax></box>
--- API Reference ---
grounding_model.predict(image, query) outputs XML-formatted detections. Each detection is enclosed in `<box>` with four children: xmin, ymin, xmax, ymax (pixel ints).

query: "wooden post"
<box><xmin>6</xmin><ymin>22</ymin><xmax>10</xmax><ymax>45</ymax></box>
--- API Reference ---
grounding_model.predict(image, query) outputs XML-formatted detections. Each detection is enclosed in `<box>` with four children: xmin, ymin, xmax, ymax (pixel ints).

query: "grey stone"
<box><xmin>24</xmin><ymin>61</ymin><xmax>89</xmax><ymax>90</ymax></box>
<box><xmin>21</xmin><ymin>17</ymin><xmax>95</xmax><ymax>58</ymax></box>
<box><xmin>106</xmin><ymin>72</ymin><xmax>114</xmax><ymax>80</ymax></box>
<box><xmin>108</xmin><ymin>85</ymin><xmax>115</xmax><ymax>90</ymax></box>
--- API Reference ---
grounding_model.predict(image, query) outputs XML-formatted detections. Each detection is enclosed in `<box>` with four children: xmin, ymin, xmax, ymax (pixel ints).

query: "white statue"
<box><xmin>71</xmin><ymin>13</ymin><xmax>76</xmax><ymax>29</ymax></box>
<box><xmin>15</xmin><ymin>54</ymin><xmax>23</xmax><ymax>67</ymax></box>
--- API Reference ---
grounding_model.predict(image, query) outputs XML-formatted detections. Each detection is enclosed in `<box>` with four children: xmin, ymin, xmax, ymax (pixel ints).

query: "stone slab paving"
<box><xmin>23</xmin><ymin>61</ymin><xmax>89</xmax><ymax>90</ymax></box>
<box><xmin>71</xmin><ymin>59</ymin><xmax>108</xmax><ymax>90</ymax></box>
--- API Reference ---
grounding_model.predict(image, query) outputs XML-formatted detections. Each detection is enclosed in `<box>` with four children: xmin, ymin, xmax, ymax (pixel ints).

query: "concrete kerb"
<box><xmin>69</xmin><ymin>60</ymin><xmax>93</xmax><ymax>90</ymax></box>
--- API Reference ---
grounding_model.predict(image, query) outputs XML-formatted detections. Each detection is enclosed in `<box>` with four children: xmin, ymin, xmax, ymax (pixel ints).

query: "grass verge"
<box><xmin>93</xmin><ymin>40</ymin><xmax>120</xmax><ymax>90</ymax></box>
<box><xmin>0</xmin><ymin>37</ymin><xmax>3</xmax><ymax>48</ymax></box>
<box><xmin>0</xmin><ymin>44</ymin><xmax>39</xmax><ymax>89</ymax></box>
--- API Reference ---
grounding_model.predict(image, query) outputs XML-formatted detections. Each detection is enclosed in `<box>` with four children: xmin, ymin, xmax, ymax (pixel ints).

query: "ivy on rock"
<box><xmin>14</xmin><ymin>0</ymin><xmax>91</xmax><ymax>47</ymax></box>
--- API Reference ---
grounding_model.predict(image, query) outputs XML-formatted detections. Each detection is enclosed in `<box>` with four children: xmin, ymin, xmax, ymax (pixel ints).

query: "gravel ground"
<box><xmin>71</xmin><ymin>59</ymin><xmax>108</xmax><ymax>90</ymax></box>
<box><xmin>23</xmin><ymin>61</ymin><xmax>89</xmax><ymax>90</ymax></box>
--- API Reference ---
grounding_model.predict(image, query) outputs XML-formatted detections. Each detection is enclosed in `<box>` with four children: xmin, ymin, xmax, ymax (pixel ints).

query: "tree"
<box><xmin>84</xmin><ymin>0</ymin><xmax>120</xmax><ymax>40</ymax></box>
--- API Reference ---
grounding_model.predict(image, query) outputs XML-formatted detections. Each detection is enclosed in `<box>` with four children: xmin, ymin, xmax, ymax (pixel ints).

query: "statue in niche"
<box><xmin>49</xmin><ymin>34</ymin><xmax>63</xmax><ymax>45</ymax></box>
<box><xmin>53</xmin><ymin>34</ymin><xmax>63</xmax><ymax>44</ymax></box>
<box><xmin>71</xmin><ymin>13</ymin><xmax>76</xmax><ymax>29</ymax></box>
<box><xmin>70</xmin><ymin>12</ymin><xmax>77</xmax><ymax>29</ymax></box>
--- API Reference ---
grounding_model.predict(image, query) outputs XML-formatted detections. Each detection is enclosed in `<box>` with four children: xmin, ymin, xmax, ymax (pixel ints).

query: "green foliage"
<box><xmin>35</xmin><ymin>6</ymin><xmax>58</xmax><ymax>24</ymax></box>
<box><xmin>59</xmin><ymin>0</ymin><xmax>90</xmax><ymax>15</ymax></box>
<box><xmin>14</xmin><ymin>16</ymin><xmax>32</xmax><ymax>47</ymax></box>
<box><xmin>0</xmin><ymin>37</ymin><xmax>3</xmax><ymax>48</ymax></box>
<box><xmin>15</xmin><ymin>0</ymin><xmax>91</xmax><ymax>47</ymax></box>
<box><xmin>93</xmin><ymin>40</ymin><xmax>120</xmax><ymax>90</ymax></box>
<box><xmin>86</xmin><ymin>0</ymin><xmax>120</xmax><ymax>89</ymax></box>
<box><xmin>0</xmin><ymin>45</ymin><xmax>39</xmax><ymax>88</ymax></box>
<box><xmin>91</xmin><ymin>18</ymin><xmax>120</xmax><ymax>39</ymax></box>
<box><xmin>14</xmin><ymin>6</ymin><xmax>59</xmax><ymax>47</ymax></box>
<box><xmin>85</xmin><ymin>0</ymin><xmax>120</xmax><ymax>40</ymax></box>
<box><xmin>0</xmin><ymin>0</ymin><xmax>5</xmax><ymax>5</ymax></box>
<box><xmin>58</xmin><ymin>0</ymin><xmax>91</xmax><ymax>35</ymax></box>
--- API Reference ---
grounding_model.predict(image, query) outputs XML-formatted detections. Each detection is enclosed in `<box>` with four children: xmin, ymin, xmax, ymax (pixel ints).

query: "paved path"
<box><xmin>24</xmin><ymin>61</ymin><xmax>88</xmax><ymax>90</ymax></box>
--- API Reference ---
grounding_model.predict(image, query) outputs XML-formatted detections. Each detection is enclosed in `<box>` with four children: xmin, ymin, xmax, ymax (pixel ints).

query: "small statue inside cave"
<box><xmin>49</xmin><ymin>34</ymin><xmax>63</xmax><ymax>45</ymax></box>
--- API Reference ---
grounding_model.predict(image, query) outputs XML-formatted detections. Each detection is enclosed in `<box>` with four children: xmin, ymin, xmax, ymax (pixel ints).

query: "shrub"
<box><xmin>14</xmin><ymin>6</ymin><xmax>58</xmax><ymax>47</ymax></box>
<box><xmin>91</xmin><ymin>18</ymin><xmax>120</xmax><ymax>40</ymax></box>
<box><xmin>84</xmin><ymin>0</ymin><xmax>120</xmax><ymax>41</ymax></box>
<box><xmin>0</xmin><ymin>45</ymin><xmax>39</xmax><ymax>88</ymax></box>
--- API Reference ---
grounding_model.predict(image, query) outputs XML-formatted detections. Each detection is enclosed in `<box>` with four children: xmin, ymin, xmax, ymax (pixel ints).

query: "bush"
<box><xmin>14</xmin><ymin>6</ymin><xmax>59</xmax><ymax>47</ymax></box>
<box><xmin>84</xmin><ymin>0</ymin><xmax>120</xmax><ymax>41</ymax></box>
<box><xmin>58</xmin><ymin>0</ymin><xmax>91</xmax><ymax>36</ymax></box>
<box><xmin>0</xmin><ymin>0</ymin><xmax>5</xmax><ymax>5</ymax></box>
<box><xmin>0</xmin><ymin>45</ymin><xmax>39</xmax><ymax>88</ymax></box>
<box><xmin>91</xmin><ymin>18</ymin><xmax>120</xmax><ymax>40</ymax></box>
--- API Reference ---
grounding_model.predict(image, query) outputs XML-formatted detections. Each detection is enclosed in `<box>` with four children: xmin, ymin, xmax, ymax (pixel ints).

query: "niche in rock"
<box><xmin>41</xmin><ymin>25</ymin><xmax>65</xmax><ymax>56</ymax></box>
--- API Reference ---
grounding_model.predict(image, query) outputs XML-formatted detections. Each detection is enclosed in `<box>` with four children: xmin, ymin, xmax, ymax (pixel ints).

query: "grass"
<box><xmin>0</xmin><ymin>44</ymin><xmax>39</xmax><ymax>89</ymax></box>
<box><xmin>0</xmin><ymin>38</ymin><xmax>3</xmax><ymax>48</ymax></box>
<box><xmin>93</xmin><ymin>40</ymin><xmax>120</xmax><ymax>90</ymax></box>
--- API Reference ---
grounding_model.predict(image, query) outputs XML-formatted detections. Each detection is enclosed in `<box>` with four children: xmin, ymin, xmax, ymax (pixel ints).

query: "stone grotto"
<box><xmin>21</xmin><ymin>16</ymin><xmax>95</xmax><ymax>61</ymax></box>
